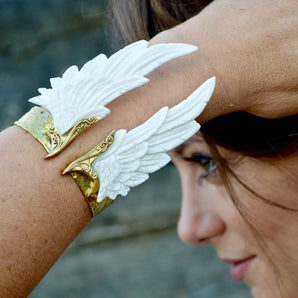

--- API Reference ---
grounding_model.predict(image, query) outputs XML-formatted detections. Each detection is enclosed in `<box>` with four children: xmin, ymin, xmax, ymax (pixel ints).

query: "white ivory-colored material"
<box><xmin>94</xmin><ymin>77</ymin><xmax>216</xmax><ymax>202</ymax></box>
<box><xmin>29</xmin><ymin>40</ymin><xmax>197</xmax><ymax>135</ymax></box>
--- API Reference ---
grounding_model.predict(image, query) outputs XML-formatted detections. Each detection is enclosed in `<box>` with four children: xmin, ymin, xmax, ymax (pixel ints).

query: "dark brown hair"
<box><xmin>107</xmin><ymin>0</ymin><xmax>212</xmax><ymax>50</ymax></box>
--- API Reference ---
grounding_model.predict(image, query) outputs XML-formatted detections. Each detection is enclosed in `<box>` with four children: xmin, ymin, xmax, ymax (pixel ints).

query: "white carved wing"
<box><xmin>29</xmin><ymin>40</ymin><xmax>197</xmax><ymax>134</ymax></box>
<box><xmin>93</xmin><ymin>77</ymin><xmax>216</xmax><ymax>202</ymax></box>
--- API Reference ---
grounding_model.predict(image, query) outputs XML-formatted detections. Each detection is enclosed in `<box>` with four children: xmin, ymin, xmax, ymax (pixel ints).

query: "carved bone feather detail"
<box><xmin>29</xmin><ymin>40</ymin><xmax>198</xmax><ymax>135</ymax></box>
<box><xmin>93</xmin><ymin>77</ymin><xmax>216</xmax><ymax>202</ymax></box>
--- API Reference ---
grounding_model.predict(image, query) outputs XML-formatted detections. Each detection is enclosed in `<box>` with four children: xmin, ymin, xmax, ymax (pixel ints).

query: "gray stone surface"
<box><xmin>1</xmin><ymin>1</ymin><xmax>251</xmax><ymax>297</ymax></box>
<box><xmin>0</xmin><ymin>0</ymin><xmax>109</xmax><ymax>130</ymax></box>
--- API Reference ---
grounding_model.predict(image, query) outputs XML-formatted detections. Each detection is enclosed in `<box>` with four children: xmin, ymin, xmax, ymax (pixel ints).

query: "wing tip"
<box><xmin>194</xmin><ymin>76</ymin><xmax>216</xmax><ymax>102</ymax></box>
<box><xmin>158</xmin><ymin>43</ymin><xmax>198</xmax><ymax>56</ymax></box>
<box><xmin>28</xmin><ymin>96</ymin><xmax>42</xmax><ymax>106</ymax></box>
<box><xmin>203</xmin><ymin>76</ymin><xmax>216</xmax><ymax>102</ymax></box>
<box><xmin>206</xmin><ymin>76</ymin><xmax>216</xmax><ymax>91</ymax></box>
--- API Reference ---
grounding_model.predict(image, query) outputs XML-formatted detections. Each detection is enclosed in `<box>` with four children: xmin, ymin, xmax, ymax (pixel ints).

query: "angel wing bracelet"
<box><xmin>14</xmin><ymin>40</ymin><xmax>215</xmax><ymax>217</ymax></box>
<box><xmin>63</xmin><ymin>77</ymin><xmax>215</xmax><ymax>217</ymax></box>
<box><xmin>15</xmin><ymin>40</ymin><xmax>197</xmax><ymax>158</ymax></box>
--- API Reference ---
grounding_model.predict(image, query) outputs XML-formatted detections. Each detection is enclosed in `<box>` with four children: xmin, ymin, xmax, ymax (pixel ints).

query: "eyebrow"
<box><xmin>174</xmin><ymin>133</ymin><xmax>205</xmax><ymax>155</ymax></box>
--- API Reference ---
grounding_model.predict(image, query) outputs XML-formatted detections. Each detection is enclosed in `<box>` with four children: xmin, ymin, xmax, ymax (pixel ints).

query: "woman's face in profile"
<box><xmin>169</xmin><ymin>133</ymin><xmax>298</xmax><ymax>297</ymax></box>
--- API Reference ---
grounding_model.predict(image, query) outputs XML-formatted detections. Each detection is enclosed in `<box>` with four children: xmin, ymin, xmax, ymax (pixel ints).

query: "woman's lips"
<box><xmin>222</xmin><ymin>256</ymin><xmax>256</xmax><ymax>281</ymax></box>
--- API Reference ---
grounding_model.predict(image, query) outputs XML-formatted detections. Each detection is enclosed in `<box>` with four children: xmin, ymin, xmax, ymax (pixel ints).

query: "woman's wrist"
<box><xmin>149</xmin><ymin>0</ymin><xmax>298</xmax><ymax>122</ymax></box>
<box><xmin>148</xmin><ymin>16</ymin><xmax>241</xmax><ymax>123</ymax></box>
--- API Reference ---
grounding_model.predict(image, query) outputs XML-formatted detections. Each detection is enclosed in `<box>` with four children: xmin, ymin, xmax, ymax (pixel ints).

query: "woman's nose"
<box><xmin>177</xmin><ymin>192</ymin><xmax>226</xmax><ymax>246</ymax></box>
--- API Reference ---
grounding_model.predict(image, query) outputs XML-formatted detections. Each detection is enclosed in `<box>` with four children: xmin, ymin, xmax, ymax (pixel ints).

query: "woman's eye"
<box><xmin>184</xmin><ymin>153</ymin><xmax>217</xmax><ymax>179</ymax></box>
<box><xmin>184</xmin><ymin>152</ymin><xmax>213</xmax><ymax>170</ymax></box>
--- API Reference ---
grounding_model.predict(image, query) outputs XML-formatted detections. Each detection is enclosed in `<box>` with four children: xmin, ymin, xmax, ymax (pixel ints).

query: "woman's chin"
<box><xmin>243</xmin><ymin>260</ymin><xmax>273</xmax><ymax>298</ymax></box>
<box><xmin>250</xmin><ymin>284</ymin><xmax>283</xmax><ymax>298</ymax></box>
<box><xmin>251</xmin><ymin>287</ymin><xmax>275</xmax><ymax>298</ymax></box>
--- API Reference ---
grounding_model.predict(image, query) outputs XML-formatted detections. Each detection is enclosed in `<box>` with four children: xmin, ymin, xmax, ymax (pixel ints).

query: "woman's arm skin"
<box><xmin>0</xmin><ymin>128</ymin><xmax>91</xmax><ymax>296</ymax></box>
<box><xmin>149</xmin><ymin>0</ymin><xmax>298</xmax><ymax>122</ymax></box>
<box><xmin>0</xmin><ymin>0</ymin><xmax>297</xmax><ymax>296</ymax></box>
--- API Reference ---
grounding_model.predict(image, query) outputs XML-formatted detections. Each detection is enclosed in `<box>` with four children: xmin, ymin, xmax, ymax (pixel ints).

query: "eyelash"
<box><xmin>184</xmin><ymin>153</ymin><xmax>217</xmax><ymax>180</ymax></box>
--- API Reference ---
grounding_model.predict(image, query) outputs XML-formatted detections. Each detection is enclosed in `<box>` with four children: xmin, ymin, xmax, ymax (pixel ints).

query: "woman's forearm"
<box><xmin>0</xmin><ymin>126</ymin><xmax>91</xmax><ymax>296</ymax></box>
<box><xmin>0</xmin><ymin>39</ymin><xmax>212</xmax><ymax>297</ymax></box>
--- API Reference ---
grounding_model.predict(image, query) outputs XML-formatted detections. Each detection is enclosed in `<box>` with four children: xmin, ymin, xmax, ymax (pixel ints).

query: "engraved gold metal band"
<box><xmin>14</xmin><ymin>106</ymin><xmax>114</xmax><ymax>217</ymax></box>
<box><xmin>15</xmin><ymin>106</ymin><xmax>100</xmax><ymax>158</ymax></box>
<box><xmin>63</xmin><ymin>131</ymin><xmax>115</xmax><ymax>217</ymax></box>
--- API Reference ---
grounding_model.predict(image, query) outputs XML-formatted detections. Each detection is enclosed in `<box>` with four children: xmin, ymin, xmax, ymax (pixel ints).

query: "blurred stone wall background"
<box><xmin>0</xmin><ymin>1</ymin><xmax>250</xmax><ymax>297</ymax></box>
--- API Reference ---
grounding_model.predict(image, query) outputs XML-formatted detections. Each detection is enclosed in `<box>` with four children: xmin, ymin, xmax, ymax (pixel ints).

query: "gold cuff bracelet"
<box><xmin>15</xmin><ymin>106</ymin><xmax>113</xmax><ymax>217</ymax></box>
<box><xmin>15</xmin><ymin>106</ymin><xmax>99</xmax><ymax>158</ymax></box>
<box><xmin>63</xmin><ymin>131</ymin><xmax>115</xmax><ymax>218</ymax></box>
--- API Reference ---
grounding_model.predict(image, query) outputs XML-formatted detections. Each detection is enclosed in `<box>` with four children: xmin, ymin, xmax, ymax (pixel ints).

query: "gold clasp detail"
<box><xmin>63</xmin><ymin>130</ymin><xmax>115</xmax><ymax>217</ymax></box>
<box><xmin>15</xmin><ymin>107</ymin><xmax>100</xmax><ymax>158</ymax></box>
<box><xmin>45</xmin><ymin>117</ymin><xmax>100</xmax><ymax>158</ymax></box>
<box><xmin>62</xmin><ymin>130</ymin><xmax>115</xmax><ymax>179</ymax></box>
